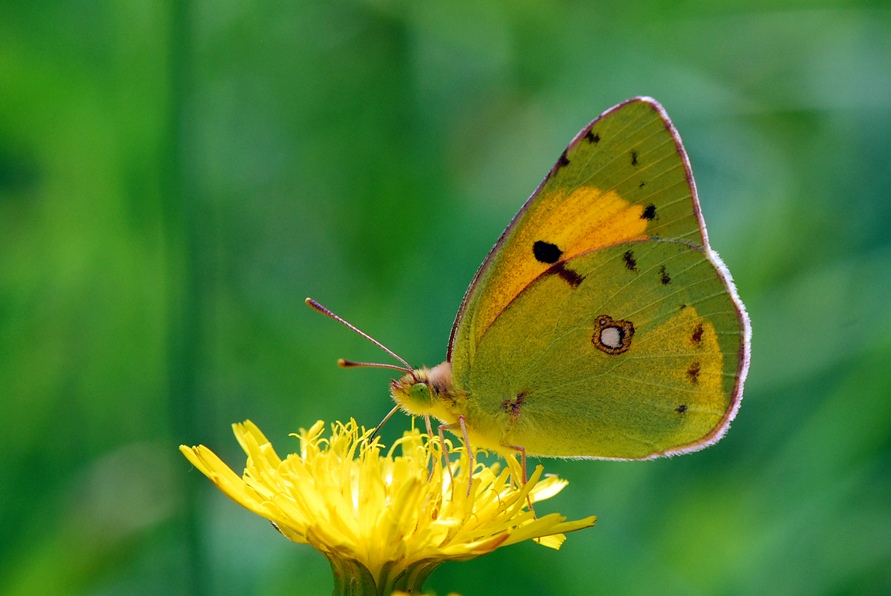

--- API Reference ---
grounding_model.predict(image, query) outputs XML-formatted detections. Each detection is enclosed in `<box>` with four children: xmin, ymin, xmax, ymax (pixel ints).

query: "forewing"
<box><xmin>449</xmin><ymin>98</ymin><xmax>708</xmax><ymax>366</ymax></box>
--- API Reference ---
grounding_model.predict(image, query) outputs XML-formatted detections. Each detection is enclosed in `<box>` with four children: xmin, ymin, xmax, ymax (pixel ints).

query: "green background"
<box><xmin>2</xmin><ymin>1</ymin><xmax>890</xmax><ymax>594</ymax></box>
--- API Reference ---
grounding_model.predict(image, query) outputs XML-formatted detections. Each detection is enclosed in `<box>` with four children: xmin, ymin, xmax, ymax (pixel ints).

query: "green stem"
<box><xmin>327</xmin><ymin>558</ymin><xmax>379</xmax><ymax>596</ymax></box>
<box><xmin>326</xmin><ymin>557</ymin><xmax>442</xmax><ymax>596</ymax></box>
<box><xmin>164</xmin><ymin>0</ymin><xmax>206</xmax><ymax>593</ymax></box>
<box><xmin>387</xmin><ymin>560</ymin><xmax>442</xmax><ymax>594</ymax></box>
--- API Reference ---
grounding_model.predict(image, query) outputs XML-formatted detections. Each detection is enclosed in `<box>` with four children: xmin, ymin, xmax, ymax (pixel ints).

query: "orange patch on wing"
<box><xmin>473</xmin><ymin>186</ymin><xmax>651</xmax><ymax>343</ymax></box>
<box><xmin>641</xmin><ymin>306</ymin><xmax>726</xmax><ymax>416</ymax></box>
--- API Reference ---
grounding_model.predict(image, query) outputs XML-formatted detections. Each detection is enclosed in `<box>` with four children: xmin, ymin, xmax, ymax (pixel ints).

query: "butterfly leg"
<box><xmin>424</xmin><ymin>415</ymin><xmax>438</xmax><ymax>482</ymax></box>
<box><xmin>438</xmin><ymin>416</ymin><xmax>474</xmax><ymax>496</ymax></box>
<box><xmin>459</xmin><ymin>416</ymin><xmax>474</xmax><ymax>496</ymax></box>
<box><xmin>436</xmin><ymin>424</ymin><xmax>455</xmax><ymax>487</ymax></box>
<box><xmin>504</xmin><ymin>443</ymin><xmax>536</xmax><ymax>517</ymax></box>
<box><xmin>503</xmin><ymin>444</ymin><xmax>528</xmax><ymax>485</ymax></box>
<box><xmin>424</xmin><ymin>414</ymin><xmax>435</xmax><ymax>440</ymax></box>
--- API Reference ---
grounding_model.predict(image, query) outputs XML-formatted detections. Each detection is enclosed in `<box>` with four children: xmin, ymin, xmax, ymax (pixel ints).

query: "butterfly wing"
<box><xmin>460</xmin><ymin>239</ymin><xmax>747</xmax><ymax>458</ymax></box>
<box><xmin>448</xmin><ymin>97</ymin><xmax>750</xmax><ymax>458</ymax></box>
<box><xmin>450</xmin><ymin>98</ymin><xmax>712</xmax><ymax>364</ymax></box>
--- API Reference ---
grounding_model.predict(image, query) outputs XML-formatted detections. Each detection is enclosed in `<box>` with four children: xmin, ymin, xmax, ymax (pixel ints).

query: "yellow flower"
<box><xmin>180</xmin><ymin>419</ymin><xmax>596</xmax><ymax>595</ymax></box>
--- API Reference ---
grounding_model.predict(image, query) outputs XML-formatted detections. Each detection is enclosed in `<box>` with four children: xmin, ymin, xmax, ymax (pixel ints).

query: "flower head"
<box><xmin>181</xmin><ymin>420</ymin><xmax>595</xmax><ymax>594</ymax></box>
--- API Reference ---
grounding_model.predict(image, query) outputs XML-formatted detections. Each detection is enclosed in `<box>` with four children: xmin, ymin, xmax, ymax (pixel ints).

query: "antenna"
<box><xmin>306</xmin><ymin>298</ymin><xmax>415</xmax><ymax>374</ymax></box>
<box><xmin>339</xmin><ymin>359</ymin><xmax>413</xmax><ymax>374</ymax></box>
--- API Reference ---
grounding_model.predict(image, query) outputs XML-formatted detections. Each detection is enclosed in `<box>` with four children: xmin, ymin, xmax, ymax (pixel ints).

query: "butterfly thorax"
<box><xmin>389</xmin><ymin>362</ymin><xmax>462</xmax><ymax>422</ymax></box>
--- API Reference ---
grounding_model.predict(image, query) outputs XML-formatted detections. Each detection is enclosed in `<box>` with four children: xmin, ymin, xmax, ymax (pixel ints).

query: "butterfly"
<box><xmin>309</xmin><ymin>97</ymin><xmax>751</xmax><ymax>473</ymax></box>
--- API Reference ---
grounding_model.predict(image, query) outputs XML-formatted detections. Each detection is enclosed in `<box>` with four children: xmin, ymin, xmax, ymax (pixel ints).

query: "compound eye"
<box><xmin>409</xmin><ymin>382</ymin><xmax>433</xmax><ymax>406</ymax></box>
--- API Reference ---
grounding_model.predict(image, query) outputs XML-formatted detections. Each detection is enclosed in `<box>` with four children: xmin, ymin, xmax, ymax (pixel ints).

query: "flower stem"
<box><xmin>386</xmin><ymin>560</ymin><xmax>442</xmax><ymax>594</ymax></box>
<box><xmin>326</xmin><ymin>557</ymin><xmax>442</xmax><ymax>595</ymax></box>
<box><xmin>327</xmin><ymin>558</ymin><xmax>379</xmax><ymax>596</ymax></box>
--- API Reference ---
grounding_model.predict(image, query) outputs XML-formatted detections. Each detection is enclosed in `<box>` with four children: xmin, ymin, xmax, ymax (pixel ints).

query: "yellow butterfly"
<box><xmin>309</xmin><ymin>97</ymin><xmax>750</xmax><ymax>471</ymax></box>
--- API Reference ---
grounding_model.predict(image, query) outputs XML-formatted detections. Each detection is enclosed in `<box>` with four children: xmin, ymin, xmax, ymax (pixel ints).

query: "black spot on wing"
<box><xmin>631</xmin><ymin>150</ymin><xmax>639</xmax><ymax>166</ymax></box>
<box><xmin>691</xmin><ymin>322</ymin><xmax>704</xmax><ymax>346</ymax></box>
<box><xmin>676</xmin><ymin>404</ymin><xmax>687</xmax><ymax>414</ymax></box>
<box><xmin>638</xmin><ymin>181</ymin><xmax>646</xmax><ymax>188</ymax></box>
<box><xmin>686</xmin><ymin>362</ymin><xmax>701</xmax><ymax>384</ymax></box>
<box><xmin>556</xmin><ymin>150</ymin><xmax>570</xmax><ymax>169</ymax></box>
<box><xmin>548</xmin><ymin>261</ymin><xmax>584</xmax><ymax>288</ymax></box>
<box><xmin>659</xmin><ymin>265</ymin><xmax>671</xmax><ymax>285</ymax></box>
<box><xmin>501</xmin><ymin>391</ymin><xmax>527</xmax><ymax>421</ymax></box>
<box><xmin>533</xmin><ymin>240</ymin><xmax>563</xmax><ymax>264</ymax></box>
<box><xmin>623</xmin><ymin>250</ymin><xmax>638</xmax><ymax>273</ymax></box>
<box><xmin>585</xmin><ymin>129</ymin><xmax>601</xmax><ymax>144</ymax></box>
<box><xmin>641</xmin><ymin>204</ymin><xmax>656</xmax><ymax>220</ymax></box>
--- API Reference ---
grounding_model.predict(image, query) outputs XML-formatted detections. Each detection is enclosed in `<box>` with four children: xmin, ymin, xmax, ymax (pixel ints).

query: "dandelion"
<box><xmin>180</xmin><ymin>419</ymin><xmax>596</xmax><ymax>595</ymax></box>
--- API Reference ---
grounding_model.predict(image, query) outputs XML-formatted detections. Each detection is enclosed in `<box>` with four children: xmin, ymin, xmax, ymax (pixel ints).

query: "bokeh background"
<box><xmin>3</xmin><ymin>1</ymin><xmax>891</xmax><ymax>594</ymax></box>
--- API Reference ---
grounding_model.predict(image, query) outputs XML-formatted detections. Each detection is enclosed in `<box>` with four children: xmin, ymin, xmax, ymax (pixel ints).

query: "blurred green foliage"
<box><xmin>2</xmin><ymin>1</ymin><xmax>890</xmax><ymax>594</ymax></box>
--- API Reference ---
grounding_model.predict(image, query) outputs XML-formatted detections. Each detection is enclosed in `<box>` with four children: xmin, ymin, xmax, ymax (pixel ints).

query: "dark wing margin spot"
<box><xmin>585</xmin><ymin>130</ymin><xmax>601</xmax><ymax>144</ymax></box>
<box><xmin>556</xmin><ymin>150</ymin><xmax>570</xmax><ymax>169</ymax></box>
<box><xmin>533</xmin><ymin>240</ymin><xmax>563</xmax><ymax>264</ymax></box>
<box><xmin>659</xmin><ymin>265</ymin><xmax>671</xmax><ymax>285</ymax></box>
<box><xmin>641</xmin><ymin>204</ymin><xmax>656</xmax><ymax>220</ymax></box>
<box><xmin>631</xmin><ymin>150</ymin><xmax>639</xmax><ymax>166</ymax></box>
<box><xmin>623</xmin><ymin>250</ymin><xmax>638</xmax><ymax>272</ymax></box>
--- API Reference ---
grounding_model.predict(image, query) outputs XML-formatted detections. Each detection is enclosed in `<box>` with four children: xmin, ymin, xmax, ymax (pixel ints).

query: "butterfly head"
<box><xmin>390</xmin><ymin>362</ymin><xmax>453</xmax><ymax>417</ymax></box>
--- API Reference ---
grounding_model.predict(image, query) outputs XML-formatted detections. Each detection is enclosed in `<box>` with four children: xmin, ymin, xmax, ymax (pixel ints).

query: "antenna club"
<box><xmin>305</xmin><ymin>297</ymin><xmax>328</xmax><ymax>314</ymax></box>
